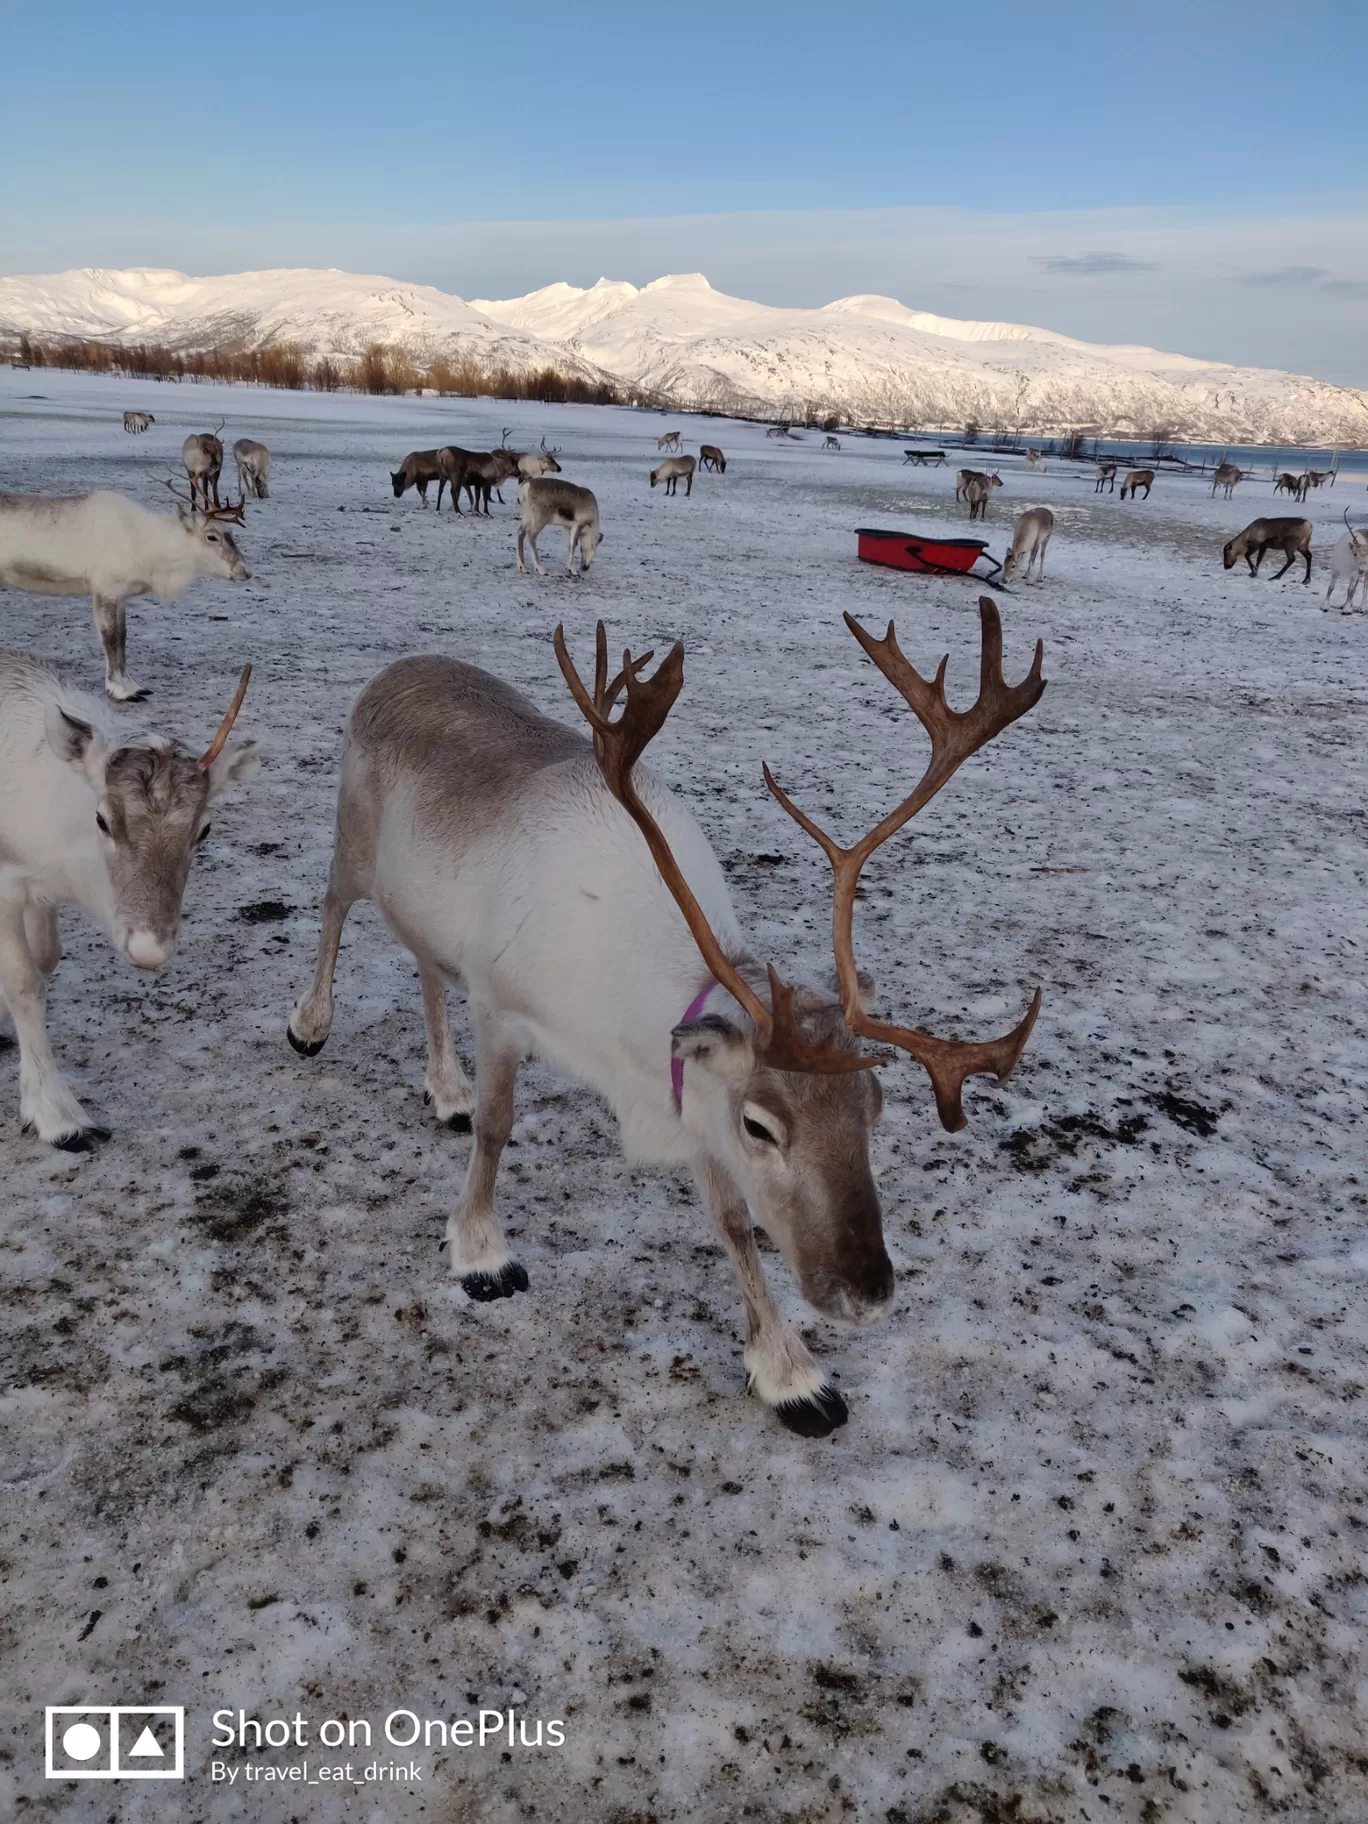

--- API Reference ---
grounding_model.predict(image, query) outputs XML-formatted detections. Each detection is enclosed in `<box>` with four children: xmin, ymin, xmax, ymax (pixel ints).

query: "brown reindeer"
<box><xmin>1094</xmin><ymin>463</ymin><xmax>1117</xmax><ymax>493</ymax></box>
<box><xmin>699</xmin><ymin>445</ymin><xmax>727</xmax><ymax>473</ymax></box>
<box><xmin>964</xmin><ymin>473</ymin><xmax>1003</xmax><ymax>521</ymax></box>
<box><xmin>1119</xmin><ymin>469</ymin><xmax>1155</xmax><ymax>500</ymax></box>
<box><xmin>391</xmin><ymin>449</ymin><xmax>446</xmax><ymax>507</ymax></box>
<box><xmin>1223</xmin><ymin>517</ymin><xmax>1313</xmax><ymax>583</ymax></box>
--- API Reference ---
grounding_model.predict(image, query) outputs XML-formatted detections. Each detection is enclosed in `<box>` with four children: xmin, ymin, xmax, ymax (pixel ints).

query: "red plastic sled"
<box><xmin>855</xmin><ymin>527</ymin><xmax>1002</xmax><ymax>580</ymax></box>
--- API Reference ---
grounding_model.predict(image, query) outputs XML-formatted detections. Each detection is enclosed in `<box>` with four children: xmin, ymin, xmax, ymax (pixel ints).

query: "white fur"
<box><xmin>1002</xmin><ymin>506</ymin><xmax>1054</xmax><ymax>585</ymax></box>
<box><xmin>1325</xmin><ymin>528</ymin><xmax>1368</xmax><ymax>610</ymax></box>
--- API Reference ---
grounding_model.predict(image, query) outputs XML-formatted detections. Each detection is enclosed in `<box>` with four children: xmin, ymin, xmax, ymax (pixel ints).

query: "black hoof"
<box><xmin>446</xmin><ymin>1112</ymin><xmax>473</xmax><ymax>1134</ymax></box>
<box><xmin>774</xmin><ymin>1383</ymin><xmax>848</xmax><ymax>1438</ymax></box>
<box><xmin>287</xmin><ymin>1024</ymin><xmax>326</xmax><ymax>1057</ymax></box>
<box><xmin>51</xmin><ymin>1123</ymin><xmax>110</xmax><ymax>1153</ymax></box>
<box><xmin>461</xmin><ymin>1262</ymin><xmax>529</xmax><ymax>1302</ymax></box>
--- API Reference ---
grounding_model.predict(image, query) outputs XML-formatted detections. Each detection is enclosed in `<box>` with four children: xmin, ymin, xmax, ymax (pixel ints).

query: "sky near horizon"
<box><xmin>2</xmin><ymin>0</ymin><xmax>1365</xmax><ymax>382</ymax></box>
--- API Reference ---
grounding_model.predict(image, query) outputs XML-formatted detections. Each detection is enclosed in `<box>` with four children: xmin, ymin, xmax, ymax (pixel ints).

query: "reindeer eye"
<box><xmin>742</xmin><ymin>1107</ymin><xmax>782</xmax><ymax>1147</ymax></box>
<box><xmin>95</xmin><ymin>811</ymin><xmax>110</xmax><ymax>836</ymax></box>
<box><xmin>196</xmin><ymin>823</ymin><xmax>211</xmax><ymax>845</ymax></box>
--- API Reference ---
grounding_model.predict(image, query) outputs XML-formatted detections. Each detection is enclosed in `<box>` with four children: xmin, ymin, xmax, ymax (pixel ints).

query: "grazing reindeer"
<box><xmin>699</xmin><ymin>445</ymin><xmax>727</xmax><ymax>473</ymax></box>
<box><xmin>233</xmin><ymin>438</ymin><xmax>270</xmax><ymax>500</ymax></box>
<box><xmin>651</xmin><ymin>455</ymin><xmax>696</xmax><ymax>497</ymax></box>
<box><xmin>765</xmin><ymin>424</ymin><xmax>793</xmax><ymax>439</ymax></box>
<box><xmin>964</xmin><ymin>473</ymin><xmax>1002</xmax><ymax>521</ymax></box>
<box><xmin>1094</xmin><ymin>463</ymin><xmax>1117</xmax><ymax>493</ymax></box>
<box><xmin>1211</xmin><ymin>462</ymin><xmax>1243</xmax><ymax>498</ymax></box>
<box><xmin>1223</xmin><ymin>516</ymin><xmax>1313</xmax><ymax>583</ymax></box>
<box><xmin>1119</xmin><ymin>469</ymin><xmax>1155</xmax><ymax>500</ymax></box>
<box><xmin>123</xmin><ymin>411</ymin><xmax>154</xmax><ymax>434</ymax></box>
<box><xmin>1001</xmin><ymin>507</ymin><xmax>1055</xmax><ymax>585</ymax></box>
<box><xmin>286</xmin><ymin>605</ymin><xmax>1044</xmax><ymax>1435</ymax></box>
<box><xmin>1324</xmin><ymin>513</ymin><xmax>1368</xmax><ymax>609</ymax></box>
<box><xmin>1273</xmin><ymin>472</ymin><xmax>1308</xmax><ymax>502</ymax></box>
<box><xmin>515</xmin><ymin>478</ymin><xmax>601</xmax><ymax>576</ymax></box>
<box><xmin>824</xmin><ymin>435</ymin><xmax>841</xmax><ymax>452</ymax></box>
<box><xmin>0</xmin><ymin>486</ymin><xmax>249</xmax><ymax>701</ymax></box>
<box><xmin>0</xmin><ymin>656</ymin><xmax>257</xmax><ymax>1147</ymax></box>
<box><xmin>390</xmin><ymin>449</ymin><xmax>445</xmax><ymax>506</ymax></box>
<box><xmin>657</xmin><ymin>431</ymin><xmax>683</xmax><ymax>451</ymax></box>
<box><xmin>182</xmin><ymin>419</ymin><xmax>225</xmax><ymax>510</ymax></box>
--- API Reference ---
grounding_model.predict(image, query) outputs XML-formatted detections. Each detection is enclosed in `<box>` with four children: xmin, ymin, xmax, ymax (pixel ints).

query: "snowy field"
<box><xmin>1</xmin><ymin>368</ymin><xmax>1366</xmax><ymax>1823</ymax></box>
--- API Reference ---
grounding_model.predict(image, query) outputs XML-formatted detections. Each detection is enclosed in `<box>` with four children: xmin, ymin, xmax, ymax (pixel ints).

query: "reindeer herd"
<box><xmin>0</xmin><ymin>399</ymin><xmax>1364</xmax><ymax>1441</ymax></box>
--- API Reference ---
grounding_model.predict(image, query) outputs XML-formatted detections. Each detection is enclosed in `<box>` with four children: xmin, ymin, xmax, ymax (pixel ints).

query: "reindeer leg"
<box><xmin>418</xmin><ymin>961</ymin><xmax>474</xmax><ymax>1131</ymax></box>
<box><xmin>0</xmin><ymin>898</ymin><xmax>107</xmax><ymax>1148</ymax></box>
<box><xmin>1271</xmin><ymin>551</ymin><xmax>1296</xmax><ymax>580</ymax></box>
<box><xmin>288</xmin><ymin>878</ymin><xmax>356</xmax><ymax>1056</ymax></box>
<box><xmin>93</xmin><ymin>594</ymin><xmax>144</xmax><ymax>702</ymax></box>
<box><xmin>447</xmin><ymin>1011</ymin><xmax>527</xmax><ymax>1300</ymax></box>
<box><xmin>695</xmin><ymin>1156</ymin><xmax>847</xmax><ymax>1438</ymax></box>
<box><xmin>1302</xmin><ymin>549</ymin><xmax>1312</xmax><ymax>584</ymax></box>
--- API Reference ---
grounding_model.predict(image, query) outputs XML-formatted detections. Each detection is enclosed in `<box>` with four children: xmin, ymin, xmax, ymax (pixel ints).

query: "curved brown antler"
<box><xmin>198</xmin><ymin>665</ymin><xmax>252</xmax><ymax>770</ymax></box>
<box><xmin>554</xmin><ymin>623</ymin><xmax>875</xmax><ymax>1075</ymax></box>
<box><xmin>763</xmin><ymin>596</ymin><xmax>1046</xmax><ymax>1129</ymax></box>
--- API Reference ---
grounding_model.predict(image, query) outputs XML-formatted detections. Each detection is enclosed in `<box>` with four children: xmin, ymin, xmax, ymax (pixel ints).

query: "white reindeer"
<box><xmin>0</xmin><ymin>489</ymin><xmax>251</xmax><ymax>701</ymax></box>
<box><xmin>516</xmin><ymin>478</ymin><xmax>601</xmax><ymax>576</ymax></box>
<box><xmin>123</xmin><ymin>411</ymin><xmax>154</xmax><ymax>435</ymax></box>
<box><xmin>650</xmin><ymin>455</ymin><xmax>695</xmax><ymax>496</ymax></box>
<box><xmin>1001</xmin><ymin>507</ymin><xmax>1055</xmax><ymax>585</ymax></box>
<box><xmin>513</xmin><ymin>439</ymin><xmax>562</xmax><ymax>480</ymax></box>
<box><xmin>657</xmin><ymin>431</ymin><xmax>683</xmax><ymax>451</ymax></box>
<box><xmin>233</xmin><ymin>438</ymin><xmax>270</xmax><ymax>500</ymax></box>
<box><xmin>1324</xmin><ymin>514</ymin><xmax>1368</xmax><ymax>609</ymax></box>
<box><xmin>0</xmin><ymin>655</ymin><xmax>257</xmax><ymax>1147</ymax></box>
<box><xmin>287</xmin><ymin>608</ymin><xmax>1044</xmax><ymax>1436</ymax></box>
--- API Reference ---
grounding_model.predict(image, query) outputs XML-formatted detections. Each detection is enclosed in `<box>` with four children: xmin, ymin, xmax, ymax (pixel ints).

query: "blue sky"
<box><xmin>2</xmin><ymin>0</ymin><xmax>1365</xmax><ymax>380</ymax></box>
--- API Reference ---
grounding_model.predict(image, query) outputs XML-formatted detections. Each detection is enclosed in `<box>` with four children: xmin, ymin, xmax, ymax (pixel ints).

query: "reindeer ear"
<box><xmin>671</xmin><ymin>1014</ymin><xmax>753</xmax><ymax>1080</ymax></box>
<box><xmin>49</xmin><ymin>704</ymin><xmax>107</xmax><ymax>782</ymax></box>
<box><xmin>205</xmin><ymin>738</ymin><xmax>261</xmax><ymax>798</ymax></box>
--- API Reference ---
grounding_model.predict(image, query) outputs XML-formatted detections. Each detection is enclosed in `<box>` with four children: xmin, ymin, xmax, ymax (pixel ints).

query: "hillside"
<box><xmin>3</xmin><ymin>264</ymin><xmax>1365</xmax><ymax>442</ymax></box>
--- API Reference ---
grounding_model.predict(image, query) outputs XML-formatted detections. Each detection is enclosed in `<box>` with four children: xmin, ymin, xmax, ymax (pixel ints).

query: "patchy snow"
<box><xmin>6</xmin><ymin>263</ymin><xmax>1368</xmax><ymax>442</ymax></box>
<box><xmin>1</xmin><ymin>369</ymin><xmax>1366</xmax><ymax>1822</ymax></box>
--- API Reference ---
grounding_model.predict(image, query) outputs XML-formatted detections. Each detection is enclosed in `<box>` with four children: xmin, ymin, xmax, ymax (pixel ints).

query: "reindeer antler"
<box><xmin>763</xmin><ymin>596</ymin><xmax>1045</xmax><ymax>1128</ymax></box>
<box><xmin>160</xmin><ymin>474</ymin><xmax>196</xmax><ymax>505</ymax></box>
<box><xmin>198</xmin><ymin>665</ymin><xmax>252</xmax><ymax>770</ymax></box>
<box><xmin>553</xmin><ymin>624</ymin><xmax>875</xmax><ymax>1076</ymax></box>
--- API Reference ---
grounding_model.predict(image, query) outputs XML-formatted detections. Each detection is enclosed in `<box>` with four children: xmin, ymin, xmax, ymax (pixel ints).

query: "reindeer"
<box><xmin>1119</xmin><ymin>469</ymin><xmax>1155</xmax><ymax>500</ymax></box>
<box><xmin>390</xmin><ymin>449</ymin><xmax>445</xmax><ymax>506</ymax></box>
<box><xmin>1305</xmin><ymin>470</ymin><xmax>1332</xmax><ymax>492</ymax></box>
<box><xmin>957</xmin><ymin>468</ymin><xmax>995</xmax><ymax>502</ymax></box>
<box><xmin>1094</xmin><ymin>463</ymin><xmax>1117</xmax><ymax>494</ymax></box>
<box><xmin>0</xmin><ymin>486</ymin><xmax>249</xmax><ymax>701</ymax></box>
<box><xmin>765</xmin><ymin>424</ymin><xmax>793</xmax><ymax>439</ymax></box>
<box><xmin>1324</xmin><ymin>512</ymin><xmax>1368</xmax><ymax>609</ymax></box>
<box><xmin>657</xmin><ymin>431</ymin><xmax>683</xmax><ymax>451</ymax></box>
<box><xmin>515</xmin><ymin>478</ymin><xmax>601</xmax><ymax>576</ymax></box>
<box><xmin>182</xmin><ymin>420</ymin><xmax>225</xmax><ymax>510</ymax></box>
<box><xmin>823</xmin><ymin>435</ymin><xmax>841</xmax><ymax>452</ymax></box>
<box><xmin>0</xmin><ymin>655</ymin><xmax>256</xmax><ymax>1147</ymax></box>
<box><xmin>1223</xmin><ymin>516</ymin><xmax>1313</xmax><ymax>583</ymax></box>
<box><xmin>233</xmin><ymin>438</ymin><xmax>270</xmax><ymax>500</ymax></box>
<box><xmin>1273</xmin><ymin>472</ymin><xmax>1308</xmax><ymax>502</ymax></box>
<box><xmin>1001</xmin><ymin>507</ymin><xmax>1055</xmax><ymax>585</ymax></box>
<box><xmin>699</xmin><ymin>445</ymin><xmax>727</xmax><ymax>473</ymax></box>
<box><xmin>651</xmin><ymin>455</ymin><xmax>696</xmax><ymax>497</ymax></box>
<box><xmin>123</xmin><ymin>411</ymin><xmax>154</xmax><ymax>435</ymax></box>
<box><xmin>462</xmin><ymin>451</ymin><xmax>523</xmax><ymax>516</ymax></box>
<box><xmin>964</xmin><ymin>473</ymin><xmax>1002</xmax><ymax>521</ymax></box>
<box><xmin>513</xmin><ymin>438</ymin><xmax>562</xmax><ymax>480</ymax></box>
<box><xmin>1211</xmin><ymin>462</ymin><xmax>1243</xmax><ymax>498</ymax></box>
<box><xmin>286</xmin><ymin>605</ymin><xmax>1044</xmax><ymax>1435</ymax></box>
<box><xmin>1024</xmin><ymin>448</ymin><xmax>1045</xmax><ymax>471</ymax></box>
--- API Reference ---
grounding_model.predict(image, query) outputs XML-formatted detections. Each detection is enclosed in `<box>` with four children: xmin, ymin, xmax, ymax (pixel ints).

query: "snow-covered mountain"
<box><xmin>0</xmin><ymin>266</ymin><xmax>618</xmax><ymax>387</ymax></box>
<box><xmin>3</xmin><ymin>264</ymin><xmax>1365</xmax><ymax>443</ymax></box>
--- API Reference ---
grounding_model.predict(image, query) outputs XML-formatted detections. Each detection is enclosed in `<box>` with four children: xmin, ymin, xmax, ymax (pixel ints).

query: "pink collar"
<box><xmin>671</xmin><ymin>980</ymin><xmax>716</xmax><ymax>1112</ymax></box>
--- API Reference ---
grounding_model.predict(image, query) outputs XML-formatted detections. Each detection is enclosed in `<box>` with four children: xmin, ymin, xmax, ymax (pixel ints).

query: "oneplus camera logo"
<box><xmin>45</xmin><ymin>1706</ymin><xmax>185</xmax><ymax>1780</ymax></box>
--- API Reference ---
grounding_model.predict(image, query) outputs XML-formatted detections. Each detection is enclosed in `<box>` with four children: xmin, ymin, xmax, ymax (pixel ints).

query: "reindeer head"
<box><xmin>162</xmin><ymin>478</ymin><xmax>251</xmax><ymax>578</ymax></box>
<box><xmin>555</xmin><ymin>610</ymin><xmax>1046</xmax><ymax>1326</ymax></box>
<box><xmin>51</xmin><ymin>668</ymin><xmax>258</xmax><ymax>969</ymax></box>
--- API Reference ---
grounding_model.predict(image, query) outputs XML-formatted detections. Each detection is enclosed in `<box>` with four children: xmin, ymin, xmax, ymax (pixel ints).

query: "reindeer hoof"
<box><xmin>287</xmin><ymin>1024</ymin><xmax>326</xmax><ymax>1057</ymax></box>
<box><xmin>461</xmin><ymin>1262</ymin><xmax>529</xmax><ymax>1302</ymax></box>
<box><xmin>50</xmin><ymin>1122</ymin><xmax>111</xmax><ymax>1153</ymax></box>
<box><xmin>774</xmin><ymin>1383</ymin><xmax>848</xmax><ymax>1438</ymax></box>
<box><xmin>447</xmin><ymin>1112</ymin><xmax>473</xmax><ymax>1134</ymax></box>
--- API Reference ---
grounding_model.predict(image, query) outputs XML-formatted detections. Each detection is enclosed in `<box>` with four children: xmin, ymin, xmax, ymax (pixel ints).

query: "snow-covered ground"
<box><xmin>2</xmin><ymin>368</ymin><xmax>1366</xmax><ymax>1823</ymax></box>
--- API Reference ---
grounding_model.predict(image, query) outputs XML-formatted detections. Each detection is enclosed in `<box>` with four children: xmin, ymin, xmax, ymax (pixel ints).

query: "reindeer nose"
<box><xmin>125</xmin><ymin>930</ymin><xmax>175</xmax><ymax>970</ymax></box>
<box><xmin>232</xmin><ymin>561</ymin><xmax>251</xmax><ymax>580</ymax></box>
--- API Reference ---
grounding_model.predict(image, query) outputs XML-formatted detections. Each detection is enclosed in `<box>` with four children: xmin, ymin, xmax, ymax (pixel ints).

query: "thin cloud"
<box><xmin>1032</xmin><ymin>251</ymin><xmax>1160</xmax><ymax>276</ymax></box>
<box><xmin>1238</xmin><ymin>265</ymin><xmax>1328</xmax><ymax>288</ymax></box>
<box><xmin>1320</xmin><ymin>277</ymin><xmax>1368</xmax><ymax>296</ymax></box>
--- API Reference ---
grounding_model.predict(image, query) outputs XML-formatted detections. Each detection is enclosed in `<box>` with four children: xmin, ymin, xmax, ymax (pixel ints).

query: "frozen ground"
<box><xmin>1</xmin><ymin>370</ymin><xmax>1365</xmax><ymax>1823</ymax></box>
